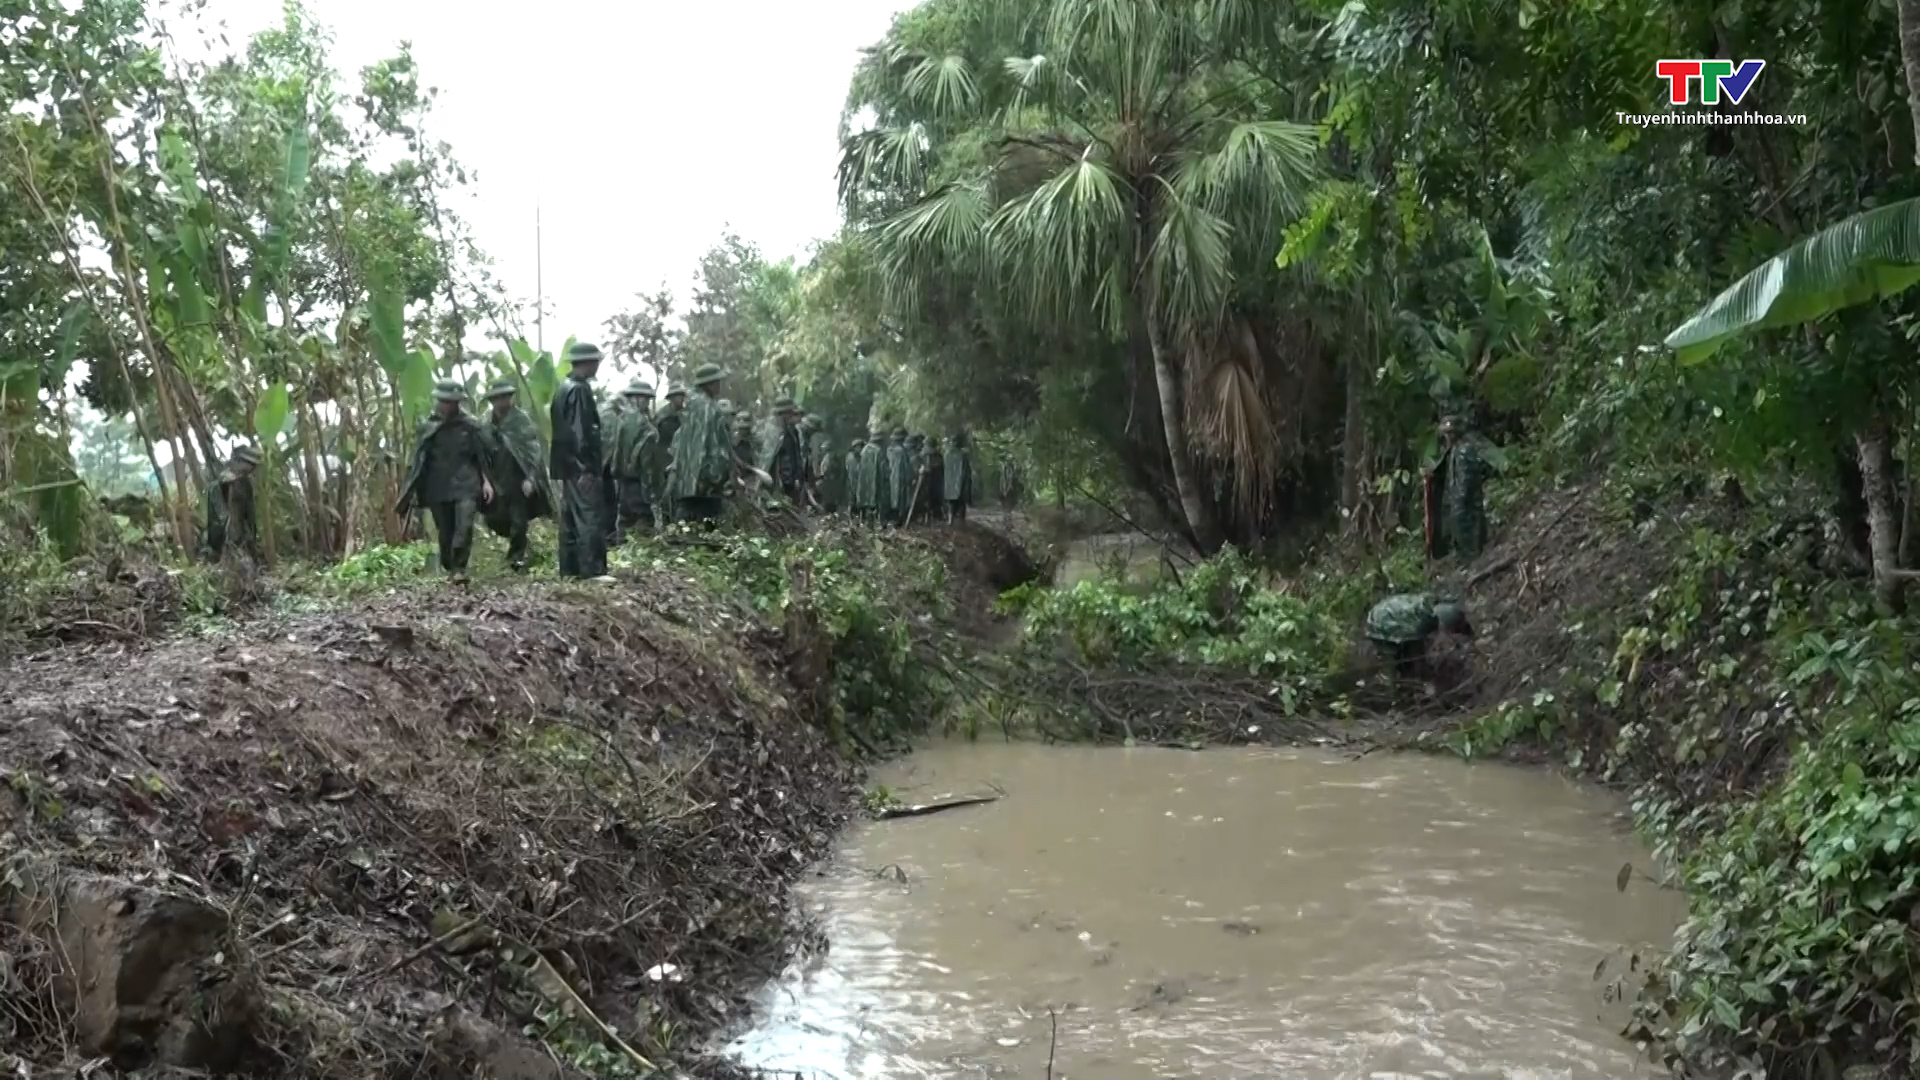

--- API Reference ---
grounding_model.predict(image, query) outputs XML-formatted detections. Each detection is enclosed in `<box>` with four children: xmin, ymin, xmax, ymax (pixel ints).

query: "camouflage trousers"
<box><xmin>1368</xmin><ymin>636</ymin><xmax>1428</xmax><ymax>677</ymax></box>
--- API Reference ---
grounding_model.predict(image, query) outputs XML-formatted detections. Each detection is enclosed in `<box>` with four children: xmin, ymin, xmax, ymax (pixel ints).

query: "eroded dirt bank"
<box><xmin>0</xmin><ymin>563</ymin><xmax>859</xmax><ymax>1079</ymax></box>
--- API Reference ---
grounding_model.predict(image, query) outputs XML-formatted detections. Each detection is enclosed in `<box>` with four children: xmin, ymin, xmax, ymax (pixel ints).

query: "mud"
<box><xmin>0</xmin><ymin>565</ymin><xmax>855</xmax><ymax>1078</ymax></box>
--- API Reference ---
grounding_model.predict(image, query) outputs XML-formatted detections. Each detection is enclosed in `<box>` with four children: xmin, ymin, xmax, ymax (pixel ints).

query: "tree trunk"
<box><xmin>1856</xmin><ymin>418</ymin><xmax>1903</xmax><ymax>611</ymax></box>
<box><xmin>1144</xmin><ymin>311</ymin><xmax>1221</xmax><ymax>552</ymax></box>
<box><xmin>1898</xmin><ymin>0</ymin><xmax>1920</xmax><ymax>163</ymax></box>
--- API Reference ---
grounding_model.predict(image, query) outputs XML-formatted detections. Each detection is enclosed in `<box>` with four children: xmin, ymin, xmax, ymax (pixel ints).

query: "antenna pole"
<box><xmin>535</xmin><ymin>203</ymin><xmax>544</xmax><ymax>353</ymax></box>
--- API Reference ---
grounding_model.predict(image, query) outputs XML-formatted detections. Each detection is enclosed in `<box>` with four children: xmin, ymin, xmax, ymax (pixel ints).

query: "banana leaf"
<box><xmin>1666</xmin><ymin>198</ymin><xmax>1920</xmax><ymax>363</ymax></box>
<box><xmin>369</xmin><ymin>264</ymin><xmax>407</xmax><ymax>377</ymax></box>
<box><xmin>255</xmin><ymin>383</ymin><xmax>291</xmax><ymax>445</ymax></box>
<box><xmin>48</xmin><ymin>302</ymin><xmax>89</xmax><ymax>390</ymax></box>
<box><xmin>400</xmin><ymin>349</ymin><xmax>435</xmax><ymax>424</ymax></box>
<box><xmin>259</xmin><ymin>125</ymin><xmax>312</xmax><ymax>290</ymax></box>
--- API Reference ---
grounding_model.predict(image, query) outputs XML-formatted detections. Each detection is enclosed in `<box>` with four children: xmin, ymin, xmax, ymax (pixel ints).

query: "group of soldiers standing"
<box><xmin>198</xmin><ymin>342</ymin><xmax>981</xmax><ymax>582</ymax></box>
<box><xmin>374</xmin><ymin>342</ymin><xmax>978</xmax><ymax>582</ymax></box>
<box><xmin>832</xmin><ymin>429</ymin><xmax>974</xmax><ymax>526</ymax></box>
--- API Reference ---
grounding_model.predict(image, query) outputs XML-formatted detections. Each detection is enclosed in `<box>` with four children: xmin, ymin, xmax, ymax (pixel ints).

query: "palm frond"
<box><xmin>987</xmin><ymin>154</ymin><xmax>1131</xmax><ymax>335</ymax></box>
<box><xmin>871</xmin><ymin>180</ymin><xmax>992</xmax><ymax>314</ymax></box>
<box><xmin>1002</xmin><ymin>53</ymin><xmax>1055</xmax><ymax>117</ymax></box>
<box><xmin>836</xmin><ymin>124</ymin><xmax>929</xmax><ymax>208</ymax></box>
<box><xmin>1147</xmin><ymin>179</ymin><xmax>1233</xmax><ymax>328</ymax></box>
<box><xmin>1665</xmin><ymin>197</ymin><xmax>1920</xmax><ymax>363</ymax></box>
<box><xmin>1185</xmin><ymin>119</ymin><xmax>1319</xmax><ymax>217</ymax></box>
<box><xmin>1046</xmin><ymin>0</ymin><xmax>1140</xmax><ymax>62</ymax></box>
<box><xmin>1185</xmin><ymin>318</ymin><xmax>1280</xmax><ymax>523</ymax></box>
<box><xmin>901</xmin><ymin>54</ymin><xmax>980</xmax><ymax>119</ymax></box>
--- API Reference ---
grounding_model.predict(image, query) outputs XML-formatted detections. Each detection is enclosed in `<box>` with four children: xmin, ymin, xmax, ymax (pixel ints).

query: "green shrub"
<box><xmin>1015</xmin><ymin>547</ymin><xmax>1362</xmax><ymax>714</ymax></box>
<box><xmin>619</xmin><ymin>528</ymin><xmax>948</xmax><ymax>749</ymax></box>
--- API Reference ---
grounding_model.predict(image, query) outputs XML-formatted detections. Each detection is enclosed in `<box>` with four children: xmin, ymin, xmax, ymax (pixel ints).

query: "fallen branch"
<box><xmin>873</xmin><ymin>792</ymin><xmax>1001</xmax><ymax>820</ymax></box>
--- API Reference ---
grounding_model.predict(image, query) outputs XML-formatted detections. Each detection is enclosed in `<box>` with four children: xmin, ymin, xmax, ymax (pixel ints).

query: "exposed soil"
<box><xmin>0</xmin><ymin>565</ymin><xmax>857</xmax><ymax>1078</ymax></box>
<box><xmin>1451</xmin><ymin>485</ymin><xmax>1672</xmax><ymax>711</ymax></box>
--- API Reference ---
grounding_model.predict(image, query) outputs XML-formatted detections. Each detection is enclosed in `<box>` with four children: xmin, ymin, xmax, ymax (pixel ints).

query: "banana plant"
<box><xmin>1665</xmin><ymin>197</ymin><xmax>1920</xmax><ymax>610</ymax></box>
<box><xmin>1665</xmin><ymin>197</ymin><xmax>1920</xmax><ymax>362</ymax></box>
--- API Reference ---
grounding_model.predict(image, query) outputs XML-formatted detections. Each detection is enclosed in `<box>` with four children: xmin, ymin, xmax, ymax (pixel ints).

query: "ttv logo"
<box><xmin>1656</xmin><ymin>60</ymin><xmax>1766</xmax><ymax>105</ymax></box>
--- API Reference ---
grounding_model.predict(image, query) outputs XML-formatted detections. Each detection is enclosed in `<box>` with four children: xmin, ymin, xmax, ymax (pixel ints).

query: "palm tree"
<box><xmin>841</xmin><ymin>0</ymin><xmax>1319</xmax><ymax>550</ymax></box>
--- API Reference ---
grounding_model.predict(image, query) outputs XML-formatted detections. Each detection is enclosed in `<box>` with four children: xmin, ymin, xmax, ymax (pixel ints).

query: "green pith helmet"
<box><xmin>485</xmin><ymin>380</ymin><xmax>517</xmax><ymax>399</ymax></box>
<box><xmin>772</xmin><ymin>396</ymin><xmax>797</xmax><ymax>414</ymax></box>
<box><xmin>432</xmin><ymin>380</ymin><xmax>465</xmax><ymax>402</ymax></box>
<box><xmin>893</xmin><ymin>427</ymin><xmax>908</xmax><ymax>440</ymax></box>
<box><xmin>665</xmin><ymin>384</ymin><xmax>686</xmax><ymax>399</ymax></box>
<box><xmin>803</xmin><ymin>412</ymin><xmax>822</xmax><ymax>430</ymax></box>
<box><xmin>231</xmin><ymin>445</ymin><xmax>262</xmax><ymax>467</ymax></box>
<box><xmin>1434</xmin><ymin>599</ymin><xmax>1470</xmax><ymax>634</ymax></box>
<box><xmin>625</xmin><ymin>380</ymin><xmax>655</xmax><ymax>398</ymax></box>
<box><xmin>566</xmin><ymin>342</ymin><xmax>605</xmax><ymax>366</ymax></box>
<box><xmin>692</xmin><ymin>363</ymin><xmax>726</xmax><ymax>387</ymax></box>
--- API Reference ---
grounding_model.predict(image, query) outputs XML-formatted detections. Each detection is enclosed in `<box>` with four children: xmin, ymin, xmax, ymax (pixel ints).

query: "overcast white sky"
<box><xmin>198</xmin><ymin>0</ymin><xmax>908</xmax><ymax>351</ymax></box>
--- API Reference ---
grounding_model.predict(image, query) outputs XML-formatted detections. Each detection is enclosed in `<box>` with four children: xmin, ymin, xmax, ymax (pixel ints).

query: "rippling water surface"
<box><xmin>729</xmin><ymin>742</ymin><xmax>1682</xmax><ymax>1079</ymax></box>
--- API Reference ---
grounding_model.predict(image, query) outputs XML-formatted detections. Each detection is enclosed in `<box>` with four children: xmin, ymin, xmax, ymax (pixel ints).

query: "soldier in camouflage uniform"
<box><xmin>1364</xmin><ymin>593</ymin><xmax>1473</xmax><ymax>677</ymax></box>
<box><xmin>667</xmin><ymin>363</ymin><xmax>736</xmax><ymax>525</ymax></box>
<box><xmin>842</xmin><ymin>438</ymin><xmax>866</xmax><ymax>518</ymax></box>
<box><xmin>201</xmin><ymin>444</ymin><xmax>263</xmax><ymax>566</ymax></box>
<box><xmin>885</xmin><ymin>428</ymin><xmax>911</xmax><ymax>527</ymax></box>
<box><xmin>653</xmin><ymin>386</ymin><xmax>685</xmax><ymax>524</ymax></box>
<box><xmin>598</xmin><ymin>377</ymin><xmax>635</xmax><ymax>546</ymax></box>
<box><xmin>858</xmin><ymin>433</ymin><xmax>885</xmax><ymax>524</ymax></box>
<box><xmin>731</xmin><ymin>406</ymin><xmax>757</xmax><ymax>484</ymax></box>
<box><xmin>549</xmin><ymin>343</ymin><xmax>609</xmax><ymax>579</ymax></box>
<box><xmin>814</xmin><ymin>434</ymin><xmax>842</xmax><ymax>512</ymax></box>
<box><xmin>482</xmin><ymin>380</ymin><xmax>553</xmax><ymax>572</ymax></box>
<box><xmin>917</xmin><ymin>436</ymin><xmax>944</xmax><ymax>527</ymax></box>
<box><xmin>611</xmin><ymin>380</ymin><xmax>661</xmax><ymax>542</ymax></box>
<box><xmin>398</xmin><ymin>381</ymin><xmax>495</xmax><ymax>584</ymax></box>
<box><xmin>944</xmin><ymin>430</ymin><xmax>974</xmax><ymax>523</ymax></box>
<box><xmin>1426</xmin><ymin>412</ymin><xmax>1490</xmax><ymax>561</ymax></box>
<box><xmin>800</xmin><ymin>413</ymin><xmax>823</xmax><ymax>506</ymax></box>
<box><xmin>761</xmin><ymin>397</ymin><xmax>807</xmax><ymax>503</ymax></box>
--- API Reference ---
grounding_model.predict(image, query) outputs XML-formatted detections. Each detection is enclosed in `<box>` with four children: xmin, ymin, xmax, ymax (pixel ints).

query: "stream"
<box><xmin>727</xmin><ymin>741</ymin><xmax>1684</xmax><ymax>1079</ymax></box>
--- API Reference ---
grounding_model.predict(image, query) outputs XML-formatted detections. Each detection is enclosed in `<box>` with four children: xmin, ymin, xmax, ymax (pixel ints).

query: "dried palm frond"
<box><xmin>1183</xmin><ymin>316</ymin><xmax>1280</xmax><ymax>524</ymax></box>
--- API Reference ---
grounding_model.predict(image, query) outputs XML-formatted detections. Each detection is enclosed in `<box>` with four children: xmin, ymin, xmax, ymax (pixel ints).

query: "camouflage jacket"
<box><xmin>666</xmin><ymin>393</ymin><xmax>734</xmax><ymax>500</ymax></box>
<box><xmin>857</xmin><ymin>443</ymin><xmax>884</xmax><ymax>508</ymax></box>
<box><xmin>1364</xmin><ymin>593</ymin><xmax>1439</xmax><ymax>645</ymax></box>
<box><xmin>759</xmin><ymin>421</ymin><xmax>806</xmax><ymax>487</ymax></box>
<box><xmin>599</xmin><ymin>398</ymin><xmax>633</xmax><ymax>470</ymax></box>
<box><xmin>612</xmin><ymin>409</ymin><xmax>661</xmax><ymax>484</ymax></box>
<box><xmin>885</xmin><ymin>441</ymin><xmax>911</xmax><ymax>512</ymax></box>
<box><xmin>485</xmin><ymin>406</ymin><xmax>555</xmax><ymax>520</ymax></box>
<box><xmin>944</xmin><ymin>444</ymin><xmax>973</xmax><ymax>502</ymax></box>
<box><xmin>1433</xmin><ymin>437</ymin><xmax>1491</xmax><ymax>559</ymax></box>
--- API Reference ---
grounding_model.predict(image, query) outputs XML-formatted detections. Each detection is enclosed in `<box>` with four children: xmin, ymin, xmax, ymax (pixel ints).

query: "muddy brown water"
<box><xmin>727</xmin><ymin>741</ymin><xmax>1683</xmax><ymax>1079</ymax></box>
